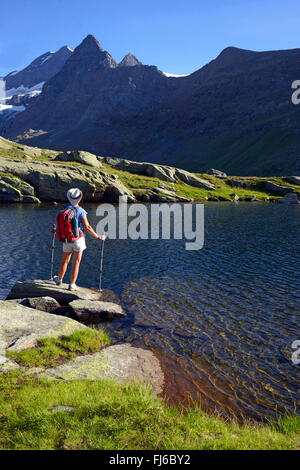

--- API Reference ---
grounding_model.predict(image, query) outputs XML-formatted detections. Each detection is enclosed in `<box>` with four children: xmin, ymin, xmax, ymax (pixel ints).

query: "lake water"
<box><xmin>1</xmin><ymin>202</ymin><xmax>299</xmax><ymax>420</ymax></box>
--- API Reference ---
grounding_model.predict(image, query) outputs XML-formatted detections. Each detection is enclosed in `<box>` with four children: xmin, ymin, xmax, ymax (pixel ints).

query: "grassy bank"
<box><xmin>6</xmin><ymin>329</ymin><xmax>111</xmax><ymax>368</ymax></box>
<box><xmin>0</xmin><ymin>370</ymin><xmax>299</xmax><ymax>450</ymax></box>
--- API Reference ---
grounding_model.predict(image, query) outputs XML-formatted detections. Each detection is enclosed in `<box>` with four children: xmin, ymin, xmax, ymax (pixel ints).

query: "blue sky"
<box><xmin>1</xmin><ymin>0</ymin><xmax>300</xmax><ymax>76</ymax></box>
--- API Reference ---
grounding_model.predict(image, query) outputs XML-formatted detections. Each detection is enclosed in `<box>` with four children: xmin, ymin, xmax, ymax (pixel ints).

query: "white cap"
<box><xmin>67</xmin><ymin>188</ymin><xmax>82</xmax><ymax>205</ymax></box>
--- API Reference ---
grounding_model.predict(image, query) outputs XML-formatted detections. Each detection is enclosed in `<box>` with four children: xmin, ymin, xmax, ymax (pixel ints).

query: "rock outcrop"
<box><xmin>0</xmin><ymin>174</ymin><xmax>40</xmax><ymax>203</ymax></box>
<box><xmin>286</xmin><ymin>176</ymin><xmax>300</xmax><ymax>186</ymax></box>
<box><xmin>42</xmin><ymin>343</ymin><xmax>164</xmax><ymax>394</ymax></box>
<box><xmin>100</xmin><ymin>156</ymin><xmax>215</xmax><ymax>190</ymax></box>
<box><xmin>207</xmin><ymin>169</ymin><xmax>227</xmax><ymax>178</ymax></box>
<box><xmin>6</xmin><ymin>279</ymin><xmax>124</xmax><ymax>323</ymax></box>
<box><xmin>0</xmin><ymin>301</ymin><xmax>88</xmax><ymax>352</ymax></box>
<box><xmin>0</xmin><ymin>157</ymin><xmax>134</xmax><ymax>203</ymax></box>
<box><xmin>265</xmin><ymin>181</ymin><xmax>294</xmax><ymax>195</ymax></box>
<box><xmin>7</xmin><ymin>279</ymin><xmax>118</xmax><ymax>304</ymax></box>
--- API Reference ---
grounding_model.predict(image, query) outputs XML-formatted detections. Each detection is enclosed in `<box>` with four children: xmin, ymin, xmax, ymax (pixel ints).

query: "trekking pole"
<box><xmin>50</xmin><ymin>224</ymin><xmax>56</xmax><ymax>280</ymax></box>
<box><xmin>99</xmin><ymin>233</ymin><xmax>106</xmax><ymax>292</ymax></box>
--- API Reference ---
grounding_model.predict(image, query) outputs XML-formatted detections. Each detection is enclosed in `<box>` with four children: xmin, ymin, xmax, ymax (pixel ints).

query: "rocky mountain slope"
<box><xmin>2</xmin><ymin>35</ymin><xmax>300</xmax><ymax>176</ymax></box>
<box><xmin>0</xmin><ymin>45</ymin><xmax>73</xmax><ymax>120</ymax></box>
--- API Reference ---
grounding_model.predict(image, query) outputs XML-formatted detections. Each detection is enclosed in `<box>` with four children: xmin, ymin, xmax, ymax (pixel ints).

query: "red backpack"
<box><xmin>56</xmin><ymin>207</ymin><xmax>83</xmax><ymax>242</ymax></box>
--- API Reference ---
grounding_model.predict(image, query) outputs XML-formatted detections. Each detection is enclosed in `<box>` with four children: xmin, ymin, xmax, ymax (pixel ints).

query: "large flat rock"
<box><xmin>6</xmin><ymin>279</ymin><xmax>119</xmax><ymax>305</ymax></box>
<box><xmin>0</xmin><ymin>301</ymin><xmax>88</xmax><ymax>351</ymax></box>
<box><xmin>42</xmin><ymin>343</ymin><xmax>164</xmax><ymax>395</ymax></box>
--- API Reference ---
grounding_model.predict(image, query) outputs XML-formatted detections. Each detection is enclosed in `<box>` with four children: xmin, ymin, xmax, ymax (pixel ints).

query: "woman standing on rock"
<box><xmin>54</xmin><ymin>188</ymin><xmax>100</xmax><ymax>291</ymax></box>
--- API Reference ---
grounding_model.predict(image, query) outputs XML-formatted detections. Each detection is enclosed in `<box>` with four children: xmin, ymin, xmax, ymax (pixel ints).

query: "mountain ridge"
<box><xmin>1</xmin><ymin>35</ymin><xmax>300</xmax><ymax>176</ymax></box>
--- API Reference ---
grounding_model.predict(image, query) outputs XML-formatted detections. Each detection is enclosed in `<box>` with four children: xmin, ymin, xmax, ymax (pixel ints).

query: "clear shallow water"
<box><xmin>0</xmin><ymin>202</ymin><xmax>299</xmax><ymax>420</ymax></box>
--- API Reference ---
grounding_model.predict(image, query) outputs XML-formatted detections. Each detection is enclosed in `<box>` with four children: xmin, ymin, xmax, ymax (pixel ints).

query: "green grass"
<box><xmin>0</xmin><ymin>370</ymin><xmax>298</xmax><ymax>450</ymax></box>
<box><xmin>6</xmin><ymin>329</ymin><xmax>111</xmax><ymax>369</ymax></box>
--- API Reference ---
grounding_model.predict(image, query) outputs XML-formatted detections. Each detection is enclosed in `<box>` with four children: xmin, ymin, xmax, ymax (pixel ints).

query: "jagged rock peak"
<box><xmin>69</xmin><ymin>34</ymin><xmax>117</xmax><ymax>68</ymax></box>
<box><xmin>76</xmin><ymin>34</ymin><xmax>104</xmax><ymax>53</ymax></box>
<box><xmin>119</xmin><ymin>53</ymin><xmax>142</xmax><ymax>67</ymax></box>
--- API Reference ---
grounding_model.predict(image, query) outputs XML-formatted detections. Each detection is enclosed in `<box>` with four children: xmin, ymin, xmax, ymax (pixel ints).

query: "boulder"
<box><xmin>231</xmin><ymin>193</ymin><xmax>239</xmax><ymax>201</ymax></box>
<box><xmin>7</xmin><ymin>296</ymin><xmax>61</xmax><ymax>313</ymax></box>
<box><xmin>152</xmin><ymin>187</ymin><xmax>192</xmax><ymax>202</ymax></box>
<box><xmin>55</xmin><ymin>150</ymin><xmax>103</xmax><ymax>168</ymax></box>
<box><xmin>285</xmin><ymin>176</ymin><xmax>300</xmax><ymax>186</ymax></box>
<box><xmin>206</xmin><ymin>169</ymin><xmax>227</xmax><ymax>178</ymax></box>
<box><xmin>266</xmin><ymin>181</ymin><xmax>294</xmax><ymax>194</ymax></box>
<box><xmin>174</xmin><ymin>168</ymin><xmax>215</xmax><ymax>190</ymax></box>
<box><xmin>69</xmin><ymin>299</ymin><xmax>126</xmax><ymax>322</ymax></box>
<box><xmin>278</xmin><ymin>193</ymin><xmax>300</xmax><ymax>204</ymax></box>
<box><xmin>103</xmin><ymin>180</ymin><xmax>135</xmax><ymax>203</ymax></box>
<box><xmin>42</xmin><ymin>343</ymin><xmax>164</xmax><ymax>395</ymax></box>
<box><xmin>0</xmin><ymin>301</ymin><xmax>88</xmax><ymax>352</ymax></box>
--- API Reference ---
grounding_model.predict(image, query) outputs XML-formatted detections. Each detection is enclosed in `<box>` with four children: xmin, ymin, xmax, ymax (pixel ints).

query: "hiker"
<box><xmin>54</xmin><ymin>188</ymin><xmax>100</xmax><ymax>291</ymax></box>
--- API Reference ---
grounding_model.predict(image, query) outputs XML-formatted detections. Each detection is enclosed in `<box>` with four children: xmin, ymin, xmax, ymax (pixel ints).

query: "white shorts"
<box><xmin>63</xmin><ymin>236</ymin><xmax>86</xmax><ymax>253</ymax></box>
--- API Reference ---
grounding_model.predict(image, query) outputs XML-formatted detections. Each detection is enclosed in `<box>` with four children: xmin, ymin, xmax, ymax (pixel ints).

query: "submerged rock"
<box><xmin>42</xmin><ymin>343</ymin><xmax>164</xmax><ymax>395</ymax></box>
<box><xmin>278</xmin><ymin>193</ymin><xmax>300</xmax><ymax>204</ymax></box>
<box><xmin>69</xmin><ymin>299</ymin><xmax>126</xmax><ymax>322</ymax></box>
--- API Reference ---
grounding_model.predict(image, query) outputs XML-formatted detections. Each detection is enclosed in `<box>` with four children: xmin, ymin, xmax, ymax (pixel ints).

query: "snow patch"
<box><xmin>41</xmin><ymin>54</ymin><xmax>53</xmax><ymax>65</ymax></box>
<box><xmin>7</xmin><ymin>70</ymin><xmax>19</xmax><ymax>77</ymax></box>
<box><xmin>163</xmin><ymin>72</ymin><xmax>189</xmax><ymax>78</ymax></box>
<box><xmin>5</xmin><ymin>81</ymin><xmax>45</xmax><ymax>100</ymax></box>
<box><xmin>0</xmin><ymin>104</ymin><xmax>25</xmax><ymax>112</ymax></box>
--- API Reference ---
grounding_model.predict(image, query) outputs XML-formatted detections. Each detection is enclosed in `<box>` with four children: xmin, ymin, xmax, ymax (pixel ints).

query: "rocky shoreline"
<box><xmin>1</xmin><ymin>136</ymin><xmax>299</xmax><ymax>205</ymax></box>
<box><xmin>0</xmin><ymin>279</ymin><xmax>164</xmax><ymax>395</ymax></box>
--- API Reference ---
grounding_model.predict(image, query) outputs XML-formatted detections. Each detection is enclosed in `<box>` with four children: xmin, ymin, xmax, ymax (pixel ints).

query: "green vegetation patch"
<box><xmin>0</xmin><ymin>370</ymin><xmax>298</xmax><ymax>450</ymax></box>
<box><xmin>6</xmin><ymin>329</ymin><xmax>111</xmax><ymax>369</ymax></box>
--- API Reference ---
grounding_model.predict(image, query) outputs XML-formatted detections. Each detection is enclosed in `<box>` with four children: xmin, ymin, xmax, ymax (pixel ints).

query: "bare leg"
<box><xmin>70</xmin><ymin>251</ymin><xmax>83</xmax><ymax>284</ymax></box>
<box><xmin>58</xmin><ymin>252</ymin><xmax>72</xmax><ymax>281</ymax></box>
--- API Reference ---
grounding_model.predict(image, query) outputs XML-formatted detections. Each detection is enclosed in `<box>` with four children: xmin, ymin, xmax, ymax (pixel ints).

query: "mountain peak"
<box><xmin>119</xmin><ymin>53</ymin><xmax>142</xmax><ymax>67</ymax></box>
<box><xmin>77</xmin><ymin>34</ymin><xmax>104</xmax><ymax>52</ymax></box>
<box><xmin>68</xmin><ymin>35</ymin><xmax>117</xmax><ymax>69</ymax></box>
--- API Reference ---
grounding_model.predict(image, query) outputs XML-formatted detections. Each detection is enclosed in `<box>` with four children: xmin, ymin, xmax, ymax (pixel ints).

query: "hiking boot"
<box><xmin>53</xmin><ymin>276</ymin><xmax>62</xmax><ymax>286</ymax></box>
<box><xmin>68</xmin><ymin>283</ymin><xmax>78</xmax><ymax>291</ymax></box>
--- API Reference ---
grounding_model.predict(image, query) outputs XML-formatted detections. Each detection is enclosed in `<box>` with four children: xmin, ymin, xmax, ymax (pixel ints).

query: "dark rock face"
<box><xmin>3</xmin><ymin>37</ymin><xmax>300</xmax><ymax>176</ymax></box>
<box><xmin>3</xmin><ymin>46</ymin><xmax>73</xmax><ymax>90</ymax></box>
<box><xmin>265</xmin><ymin>181</ymin><xmax>294</xmax><ymax>194</ymax></box>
